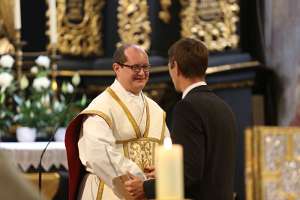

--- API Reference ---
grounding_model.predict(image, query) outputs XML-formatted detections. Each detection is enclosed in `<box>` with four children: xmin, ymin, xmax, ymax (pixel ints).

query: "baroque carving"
<box><xmin>159</xmin><ymin>0</ymin><xmax>172</xmax><ymax>23</ymax></box>
<box><xmin>47</xmin><ymin>0</ymin><xmax>105</xmax><ymax>56</ymax></box>
<box><xmin>0</xmin><ymin>0</ymin><xmax>15</xmax><ymax>54</ymax></box>
<box><xmin>180</xmin><ymin>0</ymin><xmax>240</xmax><ymax>51</ymax></box>
<box><xmin>117</xmin><ymin>0</ymin><xmax>151</xmax><ymax>51</ymax></box>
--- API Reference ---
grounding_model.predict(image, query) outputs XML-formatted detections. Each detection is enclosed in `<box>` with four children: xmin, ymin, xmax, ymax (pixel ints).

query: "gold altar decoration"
<box><xmin>0</xmin><ymin>0</ymin><xmax>15</xmax><ymax>54</ymax></box>
<box><xmin>49</xmin><ymin>44</ymin><xmax>58</xmax><ymax>97</ymax></box>
<box><xmin>180</xmin><ymin>0</ymin><xmax>240</xmax><ymax>51</ymax></box>
<box><xmin>14</xmin><ymin>29</ymin><xmax>23</xmax><ymax>81</ymax></box>
<box><xmin>0</xmin><ymin>0</ymin><xmax>15</xmax><ymax>40</ymax></box>
<box><xmin>245</xmin><ymin>126</ymin><xmax>300</xmax><ymax>200</ymax></box>
<box><xmin>24</xmin><ymin>172</ymin><xmax>60</xmax><ymax>200</ymax></box>
<box><xmin>117</xmin><ymin>0</ymin><xmax>151</xmax><ymax>51</ymax></box>
<box><xmin>159</xmin><ymin>0</ymin><xmax>172</xmax><ymax>23</ymax></box>
<box><xmin>47</xmin><ymin>0</ymin><xmax>105</xmax><ymax>56</ymax></box>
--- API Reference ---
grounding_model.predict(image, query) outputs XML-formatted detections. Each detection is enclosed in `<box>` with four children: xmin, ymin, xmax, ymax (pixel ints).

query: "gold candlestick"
<box><xmin>49</xmin><ymin>44</ymin><xmax>58</xmax><ymax>97</ymax></box>
<box><xmin>15</xmin><ymin>29</ymin><xmax>23</xmax><ymax>82</ymax></box>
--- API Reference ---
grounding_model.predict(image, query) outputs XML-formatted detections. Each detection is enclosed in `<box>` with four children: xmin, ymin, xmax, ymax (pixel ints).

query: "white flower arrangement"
<box><xmin>14</xmin><ymin>55</ymin><xmax>53</xmax><ymax>134</ymax></box>
<box><xmin>0</xmin><ymin>54</ymin><xmax>88</xmax><ymax>139</ymax></box>
<box><xmin>0</xmin><ymin>72</ymin><xmax>14</xmax><ymax>91</ymax></box>
<box><xmin>62</xmin><ymin>82</ymin><xmax>74</xmax><ymax>93</ymax></box>
<box><xmin>0</xmin><ymin>55</ymin><xmax>15</xmax><ymax>92</ymax></box>
<box><xmin>0</xmin><ymin>55</ymin><xmax>16</xmax><ymax>135</ymax></box>
<box><xmin>0</xmin><ymin>55</ymin><xmax>14</xmax><ymax>68</ymax></box>
<box><xmin>14</xmin><ymin>55</ymin><xmax>87</xmax><ymax>137</ymax></box>
<box><xmin>35</xmin><ymin>55</ymin><xmax>50</xmax><ymax>69</ymax></box>
<box><xmin>30</xmin><ymin>66</ymin><xmax>39</xmax><ymax>74</ymax></box>
<box><xmin>32</xmin><ymin>76</ymin><xmax>51</xmax><ymax>91</ymax></box>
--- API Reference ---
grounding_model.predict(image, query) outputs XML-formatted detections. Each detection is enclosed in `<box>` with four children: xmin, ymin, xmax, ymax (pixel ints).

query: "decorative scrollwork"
<box><xmin>117</xmin><ymin>0</ymin><xmax>151</xmax><ymax>51</ymax></box>
<box><xmin>180</xmin><ymin>0</ymin><xmax>240</xmax><ymax>51</ymax></box>
<box><xmin>47</xmin><ymin>0</ymin><xmax>105</xmax><ymax>57</ymax></box>
<box><xmin>125</xmin><ymin>140</ymin><xmax>157</xmax><ymax>170</ymax></box>
<box><xmin>159</xmin><ymin>0</ymin><xmax>172</xmax><ymax>23</ymax></box>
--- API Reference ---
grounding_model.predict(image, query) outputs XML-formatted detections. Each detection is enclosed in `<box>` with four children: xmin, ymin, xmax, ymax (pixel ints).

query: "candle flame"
<box><xmin>163</xmin><ymin>137</ymin><xmax>172</xmax><ymax>149</ymax></box>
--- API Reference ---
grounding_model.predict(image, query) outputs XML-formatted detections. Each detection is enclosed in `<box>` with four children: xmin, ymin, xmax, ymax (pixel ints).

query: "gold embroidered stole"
<box><xmin>106</xmin><ymin>87</ymin><xmax>165</xmax><ymax>170</ymax></box>
<box><xmin>78</xmin><ymin>88</ymin><xmax>167</xmax><ymax>199</ymax></box>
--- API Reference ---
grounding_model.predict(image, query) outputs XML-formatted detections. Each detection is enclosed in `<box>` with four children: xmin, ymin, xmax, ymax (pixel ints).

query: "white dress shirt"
<box><xmin>182</xmin><ymin>81</ymin><xmax>207</xmax><ymax>99</ymax></box>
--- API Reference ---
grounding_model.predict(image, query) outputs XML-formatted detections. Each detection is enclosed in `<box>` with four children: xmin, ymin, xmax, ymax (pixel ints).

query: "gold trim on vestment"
<box><xmin>116</xmin><ymin>137</ymin><xmax>161</xmax><ymax>144</ymax></box>
<box><xmin>159</xmin><ymin>112</ymin><xmax>167</xmax><ymax>144</ymax></box>
<box><xmin>119</xmin><ymin>137</ymin><xmax>160</xmax><ymax>170</ymax></box>
<box><xmin>106</xmin><ymin>87</ymin><xmax>150</xmax><ymax>139</ymax></box>
<box><xmin>123</xmin><ymin>143</ymin><xmax>129</xmax><ymax>157</ymax></box>
<box><xmin>143</xmin><ymin>101</ymin><xmax>150</xmax><ymax>137</ymax></box>
<box><xmin>96</xmin><ymin>181</ymin><xmax>104</xmax><ymax>200</ymax></box>
<box><xmin>81</xmin><ymin>110</ymin><xmax>113</xmax><ymax>129</ymax></box>
<box><xmin>106</xmin><ymin>87</ymin><xmax>141</xmax><ymax>138</ymax></box>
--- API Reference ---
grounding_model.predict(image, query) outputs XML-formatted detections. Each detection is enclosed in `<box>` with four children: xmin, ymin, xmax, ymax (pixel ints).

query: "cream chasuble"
<box><xmin>77</xmin><ymin>80</ymin><xmax>170</xmax><ymax>200</ymax></box>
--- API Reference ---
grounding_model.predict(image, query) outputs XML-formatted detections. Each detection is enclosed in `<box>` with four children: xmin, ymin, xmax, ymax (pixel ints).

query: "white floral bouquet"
<box><xmin>52</xmin><ymin>73</ymin><xmax>87</xmax><ymax>127</ymax></box>
<box><xmin>14</xmin><ymin>55</ymin><xmax>87</xmax><ymax>137</ymax></box>
<box><xmin>14</xmin><ymin>55</ymin><xmax>52</xmax><ymax>135</ymax></box>
<box><xmin>0</xmin><ymin>55</ymin><xmax>16</xmax><ymax>135</ymax></box>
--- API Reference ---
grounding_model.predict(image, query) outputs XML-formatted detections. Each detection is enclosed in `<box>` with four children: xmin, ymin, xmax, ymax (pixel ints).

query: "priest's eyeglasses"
<box><xmin>117</xmin><ymin>62</ymin><xmax>151</xmax><ymax>73</ymax></box>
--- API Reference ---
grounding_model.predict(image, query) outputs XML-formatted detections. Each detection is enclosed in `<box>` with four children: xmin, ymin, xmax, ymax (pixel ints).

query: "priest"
<box><xmin>65</xmin><ymin>44</ymin><xmax>170</xmax><ymax>200</ymax></box>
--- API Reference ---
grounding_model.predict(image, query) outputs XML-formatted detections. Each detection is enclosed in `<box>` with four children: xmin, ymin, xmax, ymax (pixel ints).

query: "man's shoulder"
<box><xmin>184</xmin><ymin>90</ymin><xmax>233</xmax><ymax>113</ymax></box>
<box><xmin>185</xmin><ymin>89</ymin><xmax>221</xmax><ymax>103</ymax></box>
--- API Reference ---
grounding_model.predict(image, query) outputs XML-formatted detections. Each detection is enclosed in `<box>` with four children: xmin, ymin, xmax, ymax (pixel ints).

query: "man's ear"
<box><xmin>112</xmin><ymin>63</ymin><xmax>120</xmax><ymax>73</ymax></box>
<box><xmin>174</xmin><ymin>61</ymin><xmax>181</xmax><ymax>76</ymax></box>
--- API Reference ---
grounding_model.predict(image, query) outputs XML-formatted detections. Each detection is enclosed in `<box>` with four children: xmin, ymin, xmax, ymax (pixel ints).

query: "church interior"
<box><xmin>0</xmin><ymin>0</ymin><xmax>300</xmax><ymax>199</ymax></box>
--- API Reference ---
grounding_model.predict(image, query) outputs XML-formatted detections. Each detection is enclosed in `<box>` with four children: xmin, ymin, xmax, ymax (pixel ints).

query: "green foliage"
<box><xmin>13</xmin><ymin>56</ymin><xmax>87</xmax><ymax>136</ymax></box>
<box><xmin>0</xmin><ymin>55</ymin><xmax>17</xmax><ymax>135</ymax></box>
<box><xmin>0</xmin><ymin>55</ymin><xmax>88</xmax><ymax>137</ymax></box>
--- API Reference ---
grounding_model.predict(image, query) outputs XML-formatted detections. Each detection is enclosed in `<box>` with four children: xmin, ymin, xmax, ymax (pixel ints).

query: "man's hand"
<box><xmin>144</xmin><ymin>166</ymin><xmax>155</xmax><ymax>179</ymax></box>
<box><xmin>124</xmin><ymin>173</ymin><xmax>146</xmax><ymax>200</ymax></box>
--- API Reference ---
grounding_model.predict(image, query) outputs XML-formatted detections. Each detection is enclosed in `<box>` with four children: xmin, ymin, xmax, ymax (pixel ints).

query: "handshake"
<box><xmin>113</xmin><ymin>166</ymin><xmax>155</xmax><ymax>200</ymax></box>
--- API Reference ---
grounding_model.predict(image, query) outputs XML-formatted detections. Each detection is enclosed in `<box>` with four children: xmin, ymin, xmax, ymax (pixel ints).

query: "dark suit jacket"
<box><xmin>144</xmin><ymin>85</ymin><xmax>237</xmax><ymax>200</ymax></box>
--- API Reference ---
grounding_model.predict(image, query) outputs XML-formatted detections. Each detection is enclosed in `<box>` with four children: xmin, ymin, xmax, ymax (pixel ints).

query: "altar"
<box><xmin>0</xmin><ymin>142</ymin><xmax>68</xmax><ymax>199</ymax></box>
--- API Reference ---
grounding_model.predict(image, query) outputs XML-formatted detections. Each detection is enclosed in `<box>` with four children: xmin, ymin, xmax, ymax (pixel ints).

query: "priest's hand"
<box><xmin>144</xmin><ymin>165</ymin><xmax>155</xmax><ymax>179</ymax></box>
<box><xmin>125</xmin><ymin>173</ymin><xmax>146</xmax><ymax>200</ymax></box>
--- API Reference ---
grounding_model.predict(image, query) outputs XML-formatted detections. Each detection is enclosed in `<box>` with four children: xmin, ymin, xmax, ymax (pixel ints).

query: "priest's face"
<box><xmin>114</xmin><ymin>46</ymin><xmax>150</xmax><ymax>95</ymax></box>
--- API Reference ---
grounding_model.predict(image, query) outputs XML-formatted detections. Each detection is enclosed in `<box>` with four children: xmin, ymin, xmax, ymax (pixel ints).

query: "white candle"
<box><xmin>155</xmin><ymin>137</ymin><xmax>184</xmax><ymax>200</ymax></box>
<box><xmin>14</xmin><ymin>0</ymin><xmax>21</xmax><ymax>29</ymax></box>
<box><xmin>49</xmin><ymin>0</ymin><xmax>57</xmax><ymax>44</ymax></box>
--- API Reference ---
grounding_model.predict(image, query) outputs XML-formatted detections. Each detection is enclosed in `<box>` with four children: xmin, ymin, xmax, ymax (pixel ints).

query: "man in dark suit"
<box><xmin>125</xmin><ymin>38</ymin><xmax>237</xmax><ymax>200</ymax></box>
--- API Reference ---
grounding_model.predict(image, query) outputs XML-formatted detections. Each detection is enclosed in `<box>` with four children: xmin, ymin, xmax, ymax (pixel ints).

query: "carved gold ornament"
<box><xmin>159</xmin><ymin>0</ymin><xmax>172</xmax><ymax>23</ymax></box>
<box><xmin>180</xmin><ymin>0</ymin><xmax>240</xmax><ymax>51</ymax></box>
<box><xmin>245</xmin><ymin>126</ymin><xmax>300</xmax><ymax>200</ymax></box>
<box><xmin>47</xmin><ymin>0</ymin><xmax>105</xmax><ymax>56</ymax></box>
<box><xmin>117</xmin><ymin>0</ymin><xmax>151</xmax><ymax>51</ymax></box>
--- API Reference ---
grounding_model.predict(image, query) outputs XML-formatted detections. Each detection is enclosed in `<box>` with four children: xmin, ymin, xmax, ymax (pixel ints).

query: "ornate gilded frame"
<box><xmin>117</xmin><ymin>0</ymin><xmax>151</xmax><ymax>51</ymax></box>
<box><xmin>180</xmin><ymin>0</ymin><xmax>240</xmax><ymax>51</ymax></box>
<box><xmin>245</xmin><ymin>126</ymin><xmax>300</xmax><ymax>200</ymax></box>
<box><xmin>47</xmin><ymin>0</ymin><xmax>105</xmax><ymax>56</ymax></box>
